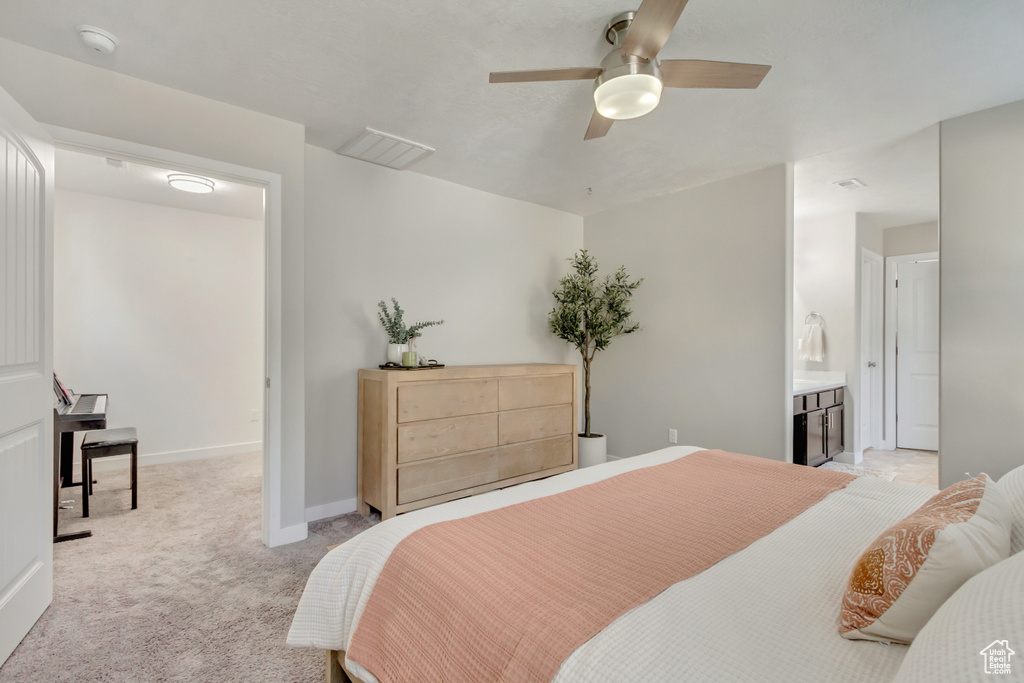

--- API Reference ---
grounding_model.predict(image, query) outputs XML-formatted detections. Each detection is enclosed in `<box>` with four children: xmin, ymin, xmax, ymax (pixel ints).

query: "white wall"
<box><xmin>883</xmin><ymin>220</ymin><xmax>938</xmax><ymax>257</ymax></box>
<box><xmin>583</xmin><ymin>165</ymin><xmax>792</xmax><ymax>461</ymax></box>
<box><xmin>54</xmin><ymin>190</ymin><xmax>263</xmax><ymax>461</ymax></box>
<box><xmin>940</xmin><ymin>98</ymin><xmax>1024</xmax><ymax>486</ymax></box>
<box><xmin>0</xmin><ymin>39</ymin><xmax>307</xmax><ymax>532</ymax></box>
<box><xmin>304</xmin><ymin>146</ymin><xmax>583</xmax><ymax>514</ymax></box>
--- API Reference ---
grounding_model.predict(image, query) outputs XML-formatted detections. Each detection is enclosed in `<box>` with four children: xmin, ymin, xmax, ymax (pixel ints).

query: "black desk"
<box><xmin>53</xmin><ymin>394</ymin><xmax>107</xmax><ymax>542</ymax></box>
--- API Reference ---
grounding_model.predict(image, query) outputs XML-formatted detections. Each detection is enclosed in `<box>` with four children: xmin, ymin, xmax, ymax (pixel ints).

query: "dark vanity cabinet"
<box><xmin>793</xmin><ymin>388</ymin><xmax>844</xmax><ymax>467</ymax></box>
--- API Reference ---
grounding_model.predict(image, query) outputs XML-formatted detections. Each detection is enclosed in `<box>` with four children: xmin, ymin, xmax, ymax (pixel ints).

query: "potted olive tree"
<box><xmin>550</xmin><ymin>250</ymin><xmax>642</xmax><ymax>467</ymax></box>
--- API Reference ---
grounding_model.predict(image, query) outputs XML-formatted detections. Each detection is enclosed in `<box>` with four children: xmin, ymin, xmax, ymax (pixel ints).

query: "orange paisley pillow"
<box><xmin>840</xmin><ymin>474</ymin><xmax>1011</xmax><ymax>644</ymax></box>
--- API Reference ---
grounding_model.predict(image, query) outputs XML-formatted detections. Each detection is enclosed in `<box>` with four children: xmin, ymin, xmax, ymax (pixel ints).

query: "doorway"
<box><xmin>52</xmin><ymin>148</ymin><xmax>266</xmax><ymax>534</ymax></box>
<box><xmin>859</xmin><ymin>249</ymin><xmax>884</xmax><ymax>451</ymax></box>
<box><xmin>885</xmin><ymin>252</ymin><xmax>940</xmax><ymax>451</ymax></box>
<box><xmin>46</xmin><ymin>126</ymin><xmax>289</xmax><ymax>547</ymax></box>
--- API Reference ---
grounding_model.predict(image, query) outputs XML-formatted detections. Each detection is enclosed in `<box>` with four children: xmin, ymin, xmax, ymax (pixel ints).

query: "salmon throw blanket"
<box><xmin>347</xmin><ymin>450</ymin><xmax>855</xmax><ymax>682</ymax></box>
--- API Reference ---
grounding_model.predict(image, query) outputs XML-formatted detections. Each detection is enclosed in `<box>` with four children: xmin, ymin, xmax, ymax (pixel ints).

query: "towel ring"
<box><xmin>804</xmin><ymin>311</ymin><xmax>826</xmax><ymax>328</ymax></box>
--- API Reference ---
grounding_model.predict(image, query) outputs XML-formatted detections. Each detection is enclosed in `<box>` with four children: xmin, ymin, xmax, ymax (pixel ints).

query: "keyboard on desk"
<box><xmin>70</xmin><ymin>394</ymin><xmax>102</xmax><ymax>414</ymax></box>
<box><xmin>59</xmin><ymin>394</ymin><xmax>107</xmax><ymax>419</ymax></box>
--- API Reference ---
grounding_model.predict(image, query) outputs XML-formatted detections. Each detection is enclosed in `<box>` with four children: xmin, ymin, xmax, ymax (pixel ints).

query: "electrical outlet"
<box><xmin>249</xmin><ymin>409</ymin><xmax>260</xmax><ymax>422</ymax></box>
<box><xmin>668</xmin><ymin>428</ymin><xmax>678</xmax><ymax>444</ymax></box>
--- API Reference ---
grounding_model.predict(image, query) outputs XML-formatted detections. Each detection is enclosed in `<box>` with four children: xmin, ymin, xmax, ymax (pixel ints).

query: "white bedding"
<box><xmin>288</xmin><ymin>446</ymin><xmax>936</xmax><ymax>682</ymax></box>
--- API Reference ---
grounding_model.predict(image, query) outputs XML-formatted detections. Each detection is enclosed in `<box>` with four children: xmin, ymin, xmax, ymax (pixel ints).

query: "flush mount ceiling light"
<box><xmin>76</xmin><ymin>25</ymin><xmax>119</xmax><ymax>55</ymax></box>
<box><xmin>489</xmin><ymin>3</ymin><xmax>771</xmax><ymax>140</ymax></box>
<box><xmin>167</xmin><ymin>174</ymin><xmax>215</xmax><ymax>194</ymax></box>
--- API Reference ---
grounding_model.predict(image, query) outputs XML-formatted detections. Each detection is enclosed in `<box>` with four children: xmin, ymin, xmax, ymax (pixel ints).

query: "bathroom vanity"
<box><xmin>793</xmin><ymin>380</ymin><xmax>845</xmax><ymax>467</ymax></box>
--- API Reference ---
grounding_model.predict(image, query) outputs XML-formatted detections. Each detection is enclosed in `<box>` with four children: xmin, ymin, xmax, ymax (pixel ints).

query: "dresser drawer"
<box><xmin>398</xmin><ymin>379</ymin><xmax>498</xmax><ymax>423</ymax></box>
<box><xmin>499</xmin><ymin>405</ymin><xmax>573</xmax><ymax>445</ymax></box>
<box><xmin>397</xmin><ymin>435</ymin><xmax>573</xmax><ymax>504</ymax></box>
<box><xmin>398</xmin><ymin>414</ymin><xmax>498</xmax><ymax>464</ymax></box>
<box><xmin>498</xmin><ymin>374</ymin><xmax>573</xmax><ymax>411</ymax></box>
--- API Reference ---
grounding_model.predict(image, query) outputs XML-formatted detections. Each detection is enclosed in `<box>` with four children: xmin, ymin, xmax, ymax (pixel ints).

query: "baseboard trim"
<box><xmin>606</xmin><ymin>454</ymin><xmax>621</xmax><ymax>461</ymax></box>
<box><xmin>89</xmin><ymin>441</ymin><xmax>262</xmax><ymax>471</ymax></box>
<box><xmin>305</xmin><ymin>498</ymin><xmax>358</xmax><ymax>523</ymax></box>
<box><xmin>833</xmin><ymin>450</ymin><xmax>863</xmax><ymax>465</ymax></box>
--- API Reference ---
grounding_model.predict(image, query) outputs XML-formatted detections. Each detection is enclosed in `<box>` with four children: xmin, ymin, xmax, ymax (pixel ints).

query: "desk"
<box><xmin>53</xmin><ymin>394</ymin><xmax>107</xmax><ymax>542</ymax></box>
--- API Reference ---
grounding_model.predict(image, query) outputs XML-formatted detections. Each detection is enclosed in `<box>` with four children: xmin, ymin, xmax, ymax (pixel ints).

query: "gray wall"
<box><xmin>940</xmin><ymin>98</ymin><xmax>1024</xmax><ymax>485</ymax></box>
<box><xmin>304</xmin><ymin>146</ymin><xmax>583</xmax><ymax>511</ymax></box>
<box><xmin>884</xmin><ymin>221</ymin><xmax>938</xmax><ymax>257</ymax></box>
<box><xmin>584</xmin><ymin>165</ymin><xmax>792</xmax><ymax>461</ymax></box>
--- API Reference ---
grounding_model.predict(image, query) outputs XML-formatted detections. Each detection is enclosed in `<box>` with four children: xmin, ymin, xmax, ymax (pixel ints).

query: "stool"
<box><xmin>81</xmin><ymin>427</ymin><xmax>138</xmax><ymax>518</ymax></box>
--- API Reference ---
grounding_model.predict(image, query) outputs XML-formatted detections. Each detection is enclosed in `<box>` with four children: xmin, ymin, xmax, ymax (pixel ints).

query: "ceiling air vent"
<box><xmin>833</xmin><ymin>177</ymin><xmax>867</xmax><ymax>190</ymax></box>
<box><xmin>336</xmin><ymin>128</ymin><xmax>435</xmax><ymax>170</ymax></box>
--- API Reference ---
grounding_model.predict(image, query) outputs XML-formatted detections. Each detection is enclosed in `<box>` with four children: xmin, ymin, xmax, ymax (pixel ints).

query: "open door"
<box><xmin>0</xmin><ymin>84</ymin><xmax>54</xmax><ymax>665</ymax></box>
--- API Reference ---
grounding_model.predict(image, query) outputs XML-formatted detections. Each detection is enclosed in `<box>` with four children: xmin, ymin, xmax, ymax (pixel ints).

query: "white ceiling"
<box><xmin>2</xmin><ymin>0</ymin><xmax>1023</xmax><ymax>216</ymax></box>
<box><xmin>55</xmin><ymin>148</ymin><xmax>265</xmax><ymax>220</ymax></box>
<box><xmin>794</xmin><ymin>125</ymin><xmax>938</xmax><ymax>230</ymax></box>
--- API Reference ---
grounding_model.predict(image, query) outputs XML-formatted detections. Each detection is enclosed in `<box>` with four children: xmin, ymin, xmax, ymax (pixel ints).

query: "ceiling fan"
<box><xmin>489</xmin><ymin>0</ymin><xmax>771</xmax><ymax>140</ymax></box>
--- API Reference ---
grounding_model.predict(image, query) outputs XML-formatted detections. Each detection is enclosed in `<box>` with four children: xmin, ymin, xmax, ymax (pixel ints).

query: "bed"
<box><xmin>287</xmin><ymin>446</ymin><xmax>1000</xmax><ymax>682</ymax></box>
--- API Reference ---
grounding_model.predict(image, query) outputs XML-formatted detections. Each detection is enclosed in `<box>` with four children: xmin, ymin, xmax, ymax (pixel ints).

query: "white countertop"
<box><xmin>793</xmin><ymin>371</ymin><xmax>847</xmax><ymax>397</ymax></box>
<box><xmin>793</xmin><ymin>379</ymin><xmax>846</xmax><ymax>396</ymax></box>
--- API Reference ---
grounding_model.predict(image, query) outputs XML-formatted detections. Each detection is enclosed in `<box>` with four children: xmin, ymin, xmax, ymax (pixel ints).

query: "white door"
<box><xmin>896</xmin><ymin>259</ymin><xmax>939</xmax><ymax>450</ymax></box>
<box><xmin>0</xmin><ymin>85</ymin><xmax>54</xmax><ymax>665</ymax></box>
<box><xmin>860</xmin><ymin>250</ymin><xmax>884</xmax><ymax>450</ymax></box>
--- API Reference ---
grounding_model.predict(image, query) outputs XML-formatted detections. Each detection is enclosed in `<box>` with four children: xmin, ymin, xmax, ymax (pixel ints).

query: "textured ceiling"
<box><xmin>56</xmin><ymin>148</ymin><xmax>265</xmax><ymax>220</ymax></box>
<box><xmin>795</xmin><ymin>125</ymin><xmax>938</xmax><ymax>231</ymax></box>
<box><xmin>1</xmin><ymin>0</ymin><xmax>1022</xmax><ymax>216</ymax></box>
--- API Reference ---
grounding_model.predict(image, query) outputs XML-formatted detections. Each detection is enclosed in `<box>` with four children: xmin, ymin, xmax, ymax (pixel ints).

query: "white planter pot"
<box><xmin>386</xmin><ymin>343</ymin><xmax>408</xmax><ymax>364</ymax></box>
<box><xmin>578</xmin><ymin>434</ymin><xmax>607</xmax><ymax>468</ymax></box>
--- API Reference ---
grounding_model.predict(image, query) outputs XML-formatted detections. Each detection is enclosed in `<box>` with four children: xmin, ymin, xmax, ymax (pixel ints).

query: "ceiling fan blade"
<box><xmin>620</xmin><ymin>0</ymin><xmax>690</xmax><ymax>61</ymax></box>
<box><xmin>660</xmin><ymin>60</ymin><xmax>771</xmax><ymax>89</ymax></box>
<box><xmin>584</xmin><ymin>110</ymin><xmax>614</xmax><ymax>140</ymax></box>
<box><xmin>489</xmin><ymin>67</ymin><xmax>602</xmax><ymax>84</ymax></box>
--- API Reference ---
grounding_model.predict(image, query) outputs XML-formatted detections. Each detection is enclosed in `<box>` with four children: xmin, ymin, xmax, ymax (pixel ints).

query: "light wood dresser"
<box><xmin>358</xmin><ymin>364</ymin><xmax>578</xmax><ymax>519</ymax></box>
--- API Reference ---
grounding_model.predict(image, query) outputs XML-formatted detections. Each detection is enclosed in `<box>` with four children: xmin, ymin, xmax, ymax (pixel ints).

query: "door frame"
<box><xmin>43</xmin><ymin>125</ymin><xmax>292</xmax><ymax>547</ymax></box>
<box><xmin>859</xmin><ymin>248</ymin><xmax>884</xmax><ymax>451</ymax></box>
<box><xmin>883</xmin><ymin>251</ymin><xmax>939</xmax><ymax>451</ymax></box>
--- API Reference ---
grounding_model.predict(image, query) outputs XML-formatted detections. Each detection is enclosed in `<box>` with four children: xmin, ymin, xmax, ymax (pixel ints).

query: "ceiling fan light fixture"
<box><xmin>593</xmin><ymin>51</ymin><xmax>663</xmax><ymax>121</ymax></box>
<box><xmin>167</xmin><ymin>173</ymin><xmax>215</xmax><ymax>194</ymax></box>
<box><xmin>594</xmin><ymin>72</ymin><xmax>663</xmax><ymax>120</ymax></box>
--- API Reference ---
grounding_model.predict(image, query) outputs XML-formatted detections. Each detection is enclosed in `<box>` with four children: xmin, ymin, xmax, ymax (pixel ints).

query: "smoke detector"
<box><xmin>76</xmin><ymin>25</ymin><xmax>119</xmax><ymax>55</ymax></box>
<box><xmin>833</xmin><ymin>178</ymin><xmax>867</xmax><ymax>190</ymax></box>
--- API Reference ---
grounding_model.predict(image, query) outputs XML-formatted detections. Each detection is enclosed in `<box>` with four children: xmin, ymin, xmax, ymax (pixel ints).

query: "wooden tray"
<box><xmin>378</xmin><ymin>363</ymin><xmax>446</xmax><ymax>370</ymax></box>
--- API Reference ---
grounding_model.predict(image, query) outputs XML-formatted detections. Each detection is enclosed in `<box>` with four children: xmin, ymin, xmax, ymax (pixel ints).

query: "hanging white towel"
<box><xmin>799</xmin><ymin>323</ymin><xmax>825</xmax><ymax>362</ymax></box>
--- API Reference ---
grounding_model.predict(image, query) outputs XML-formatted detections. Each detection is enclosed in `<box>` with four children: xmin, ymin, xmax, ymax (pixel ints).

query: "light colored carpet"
<box><xmin>0</xmin><ymin>452</ymin><xmax>378</xmax><ymax>683</ymax></box>
<box><xmin>819</xmin><ymin>461</ymin><xmax>899</xmax><ymax>482</ymax></box>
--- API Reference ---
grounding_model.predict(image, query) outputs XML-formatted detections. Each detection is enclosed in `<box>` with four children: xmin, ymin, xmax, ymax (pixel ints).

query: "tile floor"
<box><xmin>860</xmin><ymin>447</ymin><xmax>939</xmax><ymax>488</ymax></box>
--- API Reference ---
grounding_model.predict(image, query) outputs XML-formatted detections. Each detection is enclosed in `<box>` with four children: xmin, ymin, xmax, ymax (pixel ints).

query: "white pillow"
<box><xmin>892</xmin><ymin>550</ymin><xmax>1024</xmax><ymax>682</ymax></box>
<box><xmin>999</xmin><ymin>463</ymin><xmax>1024</xmax><ymax>554</ymax></box>
<box><xmin>840</xmin><ymin>474</ymin><xmax>1011</xmax><ymax>644</ymax></box>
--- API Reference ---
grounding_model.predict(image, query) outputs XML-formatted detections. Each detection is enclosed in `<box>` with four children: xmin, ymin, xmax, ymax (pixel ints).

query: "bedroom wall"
<box><xmin>940</xmin><ymin>98</ymin><xmax>1024</xmax><ymax>486</ymax></box>
<box><xmin>303</xmin><ymin>146</ymin><xmax>583</xmax><ymax>517</ymax></box>
<box><xmin>54</xmin><ymin>190</ymin><xmax>264</xmax><ymax>462</ymax></box>
<box><xmin>883</xmin><ymin>220</ymin><xmax>938</xmax><ymax>257</ymax></box>
<box><xmin>583</xmin><ymin>165</ymin><xmax>792</xmax><ymax>462</ymax></box>
<box><xmin>0</xmin><ymin>38</ymin><xmax>308</xmax><ymax>533</ymax></box>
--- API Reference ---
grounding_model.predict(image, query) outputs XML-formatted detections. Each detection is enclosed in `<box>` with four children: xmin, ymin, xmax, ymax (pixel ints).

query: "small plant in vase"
<box><xmin>549</xmin><ymin>250</ymin><xmax>642</xmax><ymax>467</ymax></box>
<box><xmin>377</xmin><ymin>298</ymin><xmax>444</xmax><ymax>365</ymax></box>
